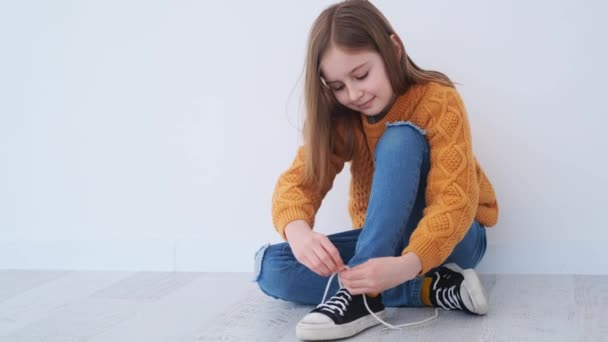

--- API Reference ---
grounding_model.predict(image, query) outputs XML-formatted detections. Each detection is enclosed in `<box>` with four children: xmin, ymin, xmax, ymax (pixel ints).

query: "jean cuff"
<box><xmin>409</xmin><ymin>276</ymin><xmax>424</xmax><ymax>306</ymax></box>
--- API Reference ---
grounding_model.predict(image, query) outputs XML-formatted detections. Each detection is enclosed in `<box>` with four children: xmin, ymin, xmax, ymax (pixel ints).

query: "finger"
<box><xmin>341</xmin><ymin>274</ymin><xmax>368</xmax><ymax>289</ymax></box>
<box><xmin>341</xmin><ymin>266</ymin><xmax>367</xmax><ymax>280</ymax></box>
<box><xmin>305</xmin><ymin>253</ymin><xmax>332</xmax><ymax>277</ymax></box>
<box><xmin>338</xmin><ymin>266</ymin><xmax>351</xmax><ymax>278</ymax></box>
<box><xmin>319</xmin><ymin>238</ymin><xmax>345</xmax><ymax>271</ymax></box>
<box><xmin>345</xmin><ymin>286</ymin><xmax>371</xmax><ymax>296</ymax></box>
<box><xmin>312</xmin><ymin>245</ymin><xmax>337</xmax><ymax>274</ymax></box>
<box><xmin>340</xmin><ymin>274</ymin><xmax>370</xmax><ymax>289</ymax></box>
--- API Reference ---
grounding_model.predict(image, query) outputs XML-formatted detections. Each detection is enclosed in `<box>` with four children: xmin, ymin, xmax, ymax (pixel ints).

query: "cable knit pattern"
<box><xmin>271</xmin><ymin>81</ymin><xmax>499</xmax><ymax>274</ymax></box>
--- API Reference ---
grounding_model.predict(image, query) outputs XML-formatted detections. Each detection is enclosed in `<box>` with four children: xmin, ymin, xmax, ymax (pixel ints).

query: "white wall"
<box><xmin>1</xmin><ymin>0</ymin><xmax>606</xmax><ymax>274</ymax></box>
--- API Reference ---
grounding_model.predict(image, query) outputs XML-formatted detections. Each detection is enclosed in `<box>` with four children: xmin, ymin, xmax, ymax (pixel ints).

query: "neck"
<box><xmin>366</xmin><ymin>94</ymin><xmax>397</xmax><ymax>124</ymax></box>
<box><xmin>366</xmin><ymin>109</ymin><xmax>389</xmax><ymax>124</ymax></box>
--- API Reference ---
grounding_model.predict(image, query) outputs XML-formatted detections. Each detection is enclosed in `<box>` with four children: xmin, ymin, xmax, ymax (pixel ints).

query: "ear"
<box><xmin>389</xmin><ymin>33</ymin><xmax>403</xmax><ymax>59</ymax></box>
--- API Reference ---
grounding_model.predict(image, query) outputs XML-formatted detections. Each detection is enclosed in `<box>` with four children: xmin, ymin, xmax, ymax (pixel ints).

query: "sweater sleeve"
<box><xmin>401</xmin><ymin>87</ymin><xmax>480</xmax><ymax>274</ymax></box>
<box><xmin>271</xmin><ymin>124</ymin><xmax>348</xmax><ymax>241</ymax></box>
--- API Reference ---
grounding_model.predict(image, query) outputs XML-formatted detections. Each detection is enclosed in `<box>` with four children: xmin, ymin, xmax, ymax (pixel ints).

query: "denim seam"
<box><xmin>386</xmin><ymin>121</ymin><xmax>427</xmax><ymax>135</ymax></box>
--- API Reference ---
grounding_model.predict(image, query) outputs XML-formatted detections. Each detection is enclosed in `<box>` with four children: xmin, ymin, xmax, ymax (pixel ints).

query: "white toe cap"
<box><xmin>299</xmin><ymin>312</ymin><xmax>335</xmax><ymax>325</ymax></box>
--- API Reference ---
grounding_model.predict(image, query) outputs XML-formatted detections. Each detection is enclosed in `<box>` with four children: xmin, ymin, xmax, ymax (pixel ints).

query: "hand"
<box><xmin>285</xmin><ymin>221</ymin><xmax>345</xmax><ymax>277</ymax></box>
<box><xmin>339</xmin><ymin>253</ymin><xmax>422</xmax><ymax>295</ymax></box>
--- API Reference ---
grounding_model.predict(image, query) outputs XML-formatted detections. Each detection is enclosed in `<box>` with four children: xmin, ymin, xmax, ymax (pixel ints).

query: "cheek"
<box><xmin>334</xmin><ymin>92</ymin><xmax>350</xmax><ymax>106</ymax></box>
<box><xmin>369</xmin><ymin>78</ymin><xmax>389</xmax><ymax>97</ymax></box>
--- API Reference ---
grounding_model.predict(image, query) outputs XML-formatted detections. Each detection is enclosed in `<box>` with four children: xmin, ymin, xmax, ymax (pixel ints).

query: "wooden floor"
<box><xmin>0</xmin><ymin>271</ymin><xmax>606</xmax><ymax>341</ymax></box>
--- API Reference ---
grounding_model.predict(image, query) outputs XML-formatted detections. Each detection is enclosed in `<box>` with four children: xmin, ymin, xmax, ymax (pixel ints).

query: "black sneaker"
<box><xmin>296</xmin><ymin>288</ymin><xmax>385</xmax><ymax>341</ymax></box>
<box><xmin>429</xmin><ymin>263</ymin><xmax>489</xmax><ymax>315</ymax></box>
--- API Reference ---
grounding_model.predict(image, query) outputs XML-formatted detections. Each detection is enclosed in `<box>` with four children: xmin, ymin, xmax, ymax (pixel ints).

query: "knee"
<box><xmin>473</xmin><ymin>223</ymin><xmax>488</xmax><ymax>267</ymax></box>
<box><xmin>375</xmin><ymin>122</ymin><xmax>428</xmax><ymax>158</ymax></box>
<box><xmin>253</xmin><ymin>243</ymin><xmax>274</xmax><ymax>293</ymax></box>
<box><xmin>253</xmin><ymin>243</ymin><xmax>270</xmax><ymax>282</ymax></box>
<box><xmin>253</xmin><ymin>242</ymin><xmax>292</xmax><ymax>299</ymax></box>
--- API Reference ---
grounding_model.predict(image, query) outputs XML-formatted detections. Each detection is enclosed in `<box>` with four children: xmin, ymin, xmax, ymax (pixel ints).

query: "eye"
<box><xmin>329</xmin><ymin>71</ymin><xmax>368</xmax><ymax>92</ymax></box>
<box><xmin>355</xmin><ymin>72</ymin><xmax>369</xmax><ymax>80</ymax></box>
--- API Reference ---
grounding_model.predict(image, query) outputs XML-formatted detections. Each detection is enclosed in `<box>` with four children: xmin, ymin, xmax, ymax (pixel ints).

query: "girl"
<box><xmin>254</xmin><ymin>0</ymin><xmax>499</xmax><ymax>340</ymax></box>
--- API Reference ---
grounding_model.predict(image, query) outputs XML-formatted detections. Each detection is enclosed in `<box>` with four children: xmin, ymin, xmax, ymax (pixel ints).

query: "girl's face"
<box><xmin>320</xmin><ymin>46</ymin><xmax>395</xmax><ymax>117</ymax></box>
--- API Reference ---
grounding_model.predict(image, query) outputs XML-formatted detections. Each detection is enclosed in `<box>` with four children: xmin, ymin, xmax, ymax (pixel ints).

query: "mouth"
<box><xmin>358</xmin><ymin>97</ymin><xmax>374</xmax><ymax>109</ymax></box>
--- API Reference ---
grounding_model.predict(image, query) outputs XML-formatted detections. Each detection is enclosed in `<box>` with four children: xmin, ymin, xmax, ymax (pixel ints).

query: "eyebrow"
<box><xmin>322</xmin><ymin>62</ymin><xmax>368</xmax><ymax>84</ymax></box>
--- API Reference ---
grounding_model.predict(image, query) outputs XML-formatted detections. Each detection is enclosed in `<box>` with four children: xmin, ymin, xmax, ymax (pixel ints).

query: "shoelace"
<box><xmin>435</xmin><ymin>286</ymin><xmax>462</xmax><ymax>310</ymax></box>
<box><xmin>433</xmin><ymin>271</ymin><xmax>463</xmax><ymax>311</ymax></box>
<box><xmin>321</xmin><ymin>273</ymin><xmax>439</xmax><ymax>330</ymax></box>
<box><xmin>316</xmin><ymin>288</ymin><xmax>351</xmax><ymax>316</ymax></box>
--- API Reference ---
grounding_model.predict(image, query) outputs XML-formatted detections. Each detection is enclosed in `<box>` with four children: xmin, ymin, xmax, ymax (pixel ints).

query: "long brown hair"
<box><xmin>302</xmin><ymin>0</ymin><xmax>454</xmax><ymax>191</ymax></box>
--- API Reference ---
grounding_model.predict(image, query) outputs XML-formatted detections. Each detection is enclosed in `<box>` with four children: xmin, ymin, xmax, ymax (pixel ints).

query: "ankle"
<box><xmin>420</xmin><ymin>276</ymin><xmax>433</xmax><ymax>306</ymax></box>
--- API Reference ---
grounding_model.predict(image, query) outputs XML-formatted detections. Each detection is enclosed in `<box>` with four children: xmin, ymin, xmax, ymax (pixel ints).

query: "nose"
<box><xmin>347</xmin><ymin>86</ymin><xmax>364</xmax><ymax>103</ymax></box>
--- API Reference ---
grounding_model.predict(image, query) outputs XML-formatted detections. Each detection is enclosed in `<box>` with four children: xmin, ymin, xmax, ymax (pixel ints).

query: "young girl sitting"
<box><xmin>254</xmin><ymin>0</ymin><xmax>499</xmax><ymax>340</ymax></box>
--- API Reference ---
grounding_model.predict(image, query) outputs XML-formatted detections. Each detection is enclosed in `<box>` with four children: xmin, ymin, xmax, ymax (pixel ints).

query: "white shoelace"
<box><xmin>435</xmin><ymin>286</ymin><xmax>462</xmax><ymax>310</ymax></box>
<box><xmin>432</xmin><ymin>271</ymin><xmax>463</xmax><ymax>311</ymax></box>
<box><xmin>321</xmin><ymin>273</ymin><xmax>439</xmax><ymax>330</ymax></box>
<box><xmin>317</xmin><ymin>288</ymin><xmax>351</xmax><ymax>316</ymax></box>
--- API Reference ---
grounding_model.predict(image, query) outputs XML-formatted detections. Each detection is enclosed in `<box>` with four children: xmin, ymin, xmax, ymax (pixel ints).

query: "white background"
<box><xmin>1</xmin><ymin>0</ymin><xmax>606</xmax><ymax>273</ymax></box>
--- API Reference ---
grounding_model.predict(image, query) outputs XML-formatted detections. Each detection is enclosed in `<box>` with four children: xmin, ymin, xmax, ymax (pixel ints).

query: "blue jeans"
<box><xmin>254</xmin><ymin>122</ymin><xmax>487</xmax><ymax>307</ymax></box>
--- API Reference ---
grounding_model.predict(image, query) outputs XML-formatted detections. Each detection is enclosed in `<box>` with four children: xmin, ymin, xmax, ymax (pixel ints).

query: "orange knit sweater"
<box><xmin>272</xmin><ymin>81</ymin><xmax>499</xmax><ymax>274</ymax></box>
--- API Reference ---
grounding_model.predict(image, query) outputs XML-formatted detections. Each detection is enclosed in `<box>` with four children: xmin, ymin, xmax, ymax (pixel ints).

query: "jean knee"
<box><xmin>376</xmin><ymin>122</ymin><xmax>428</xmax><ymax>157</ymax></box>
<box><xmin>445</xmin><ymin>221</ymin><xmax>487</xmax><ymax>269</ymax></box>
<box><xmin>252</xmin><ymin>243</ymin><xmax>270</xmax><ymax>283</ymax></box>
<box><xmin>253</xmin><ymin>242</ymin><xmax>300</xmax><ymax>300</ymax></box>
<box><xmin>467</xmin><ymin>221</ymin><xmax>487</xmax><ymax>268</ymax></box>
<box><xmin>474</xmin><ymin>224</ymin><xmax>488</xmax><ymax>267</ymax></box>
<box><xmin>253</xmin><ymin>243</ymin><xmax>282</xmax><ymax>299</ymax></box>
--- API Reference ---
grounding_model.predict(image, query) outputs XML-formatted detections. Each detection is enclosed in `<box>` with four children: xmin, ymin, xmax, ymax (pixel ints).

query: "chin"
<box><xmin>361</xmin><ymin>108</ymin><xmax>380</xmax><ymax>116</ymax></box>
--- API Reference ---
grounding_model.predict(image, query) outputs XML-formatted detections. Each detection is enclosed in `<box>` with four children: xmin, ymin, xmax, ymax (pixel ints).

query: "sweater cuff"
<box><xmin>274</xmin><ymin>208</ymin><xmax>314</xmax><ymax>241</ymax></box>
<box><xmin>401</xmin><ymin>236</ymin><xmax>443</xmax><ymax>275</ymax></box>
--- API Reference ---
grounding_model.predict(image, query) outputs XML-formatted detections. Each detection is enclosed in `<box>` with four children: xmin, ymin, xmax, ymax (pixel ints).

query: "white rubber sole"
<box><xmin>295</xmin><ymin>310</ymin><xmax>386</xmax><ymax>341</ymax></box>
<box><xmin>444</xmin><ymin>263</ymin><xmax>489</xmax><ymax>315</ymax></box>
